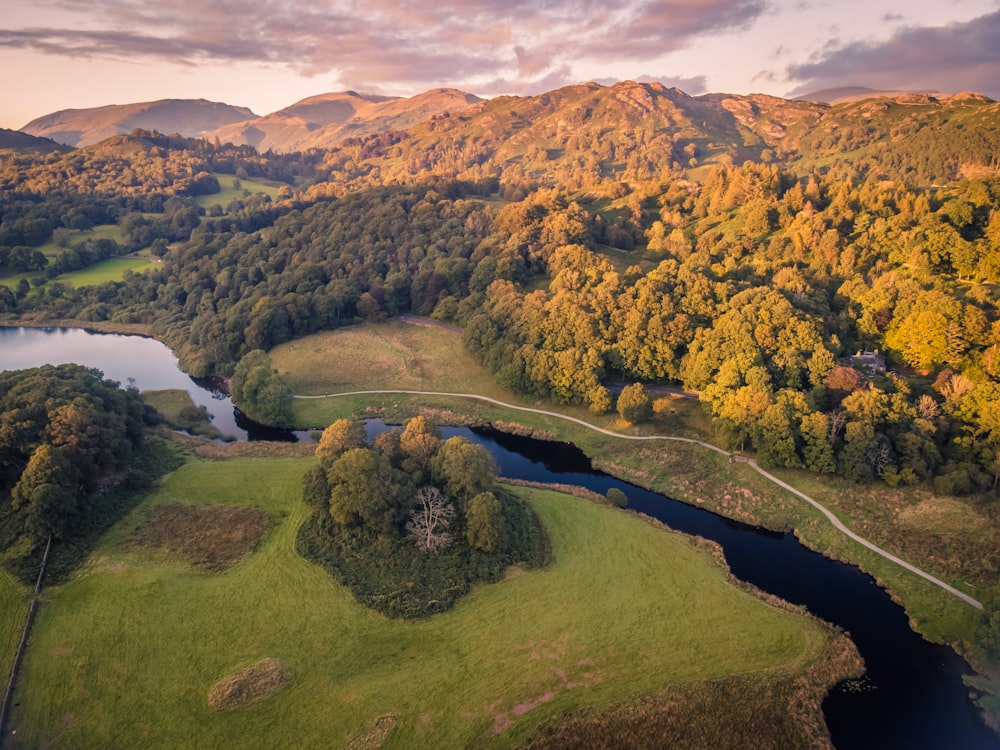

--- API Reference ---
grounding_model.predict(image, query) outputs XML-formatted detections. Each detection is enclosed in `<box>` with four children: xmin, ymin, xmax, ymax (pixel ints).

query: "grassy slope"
<box><xmin>51</xmin><ymin>257</ymin><xmax>158</xmax><ymax>287</ymax></box>
<box><xmin>0</xmin><ymin>568</ymin><xmax>28</xmax><ymax>693</ymax></box>
<box><xmin>276</xmin><ymin>322</ymin><xmax>998</xmax><ymax>699</ymax></box>
<box><xmin>194</xmin><ymin>175</ymin><xmax>283</xmax><ymax>211</ymax></box>
<box><xmin>8</xmin><ymin>458</ymin><xmax>825</xmax><ymax>749</ymax></box>
<box><xmin>273</xmin><ymin>321</ymin><xmax>513</xmax><ymax>402</ymax></box>
<box><xmin>0</xmin><ymin>224</ymin><xmax>165</xmax><ymax>291</ymax></box>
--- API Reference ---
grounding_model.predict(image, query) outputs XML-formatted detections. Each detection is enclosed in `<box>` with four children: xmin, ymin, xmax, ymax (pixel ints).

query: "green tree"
<box><xmin>230</xmin><ymin>350</ymin><xmax>294</xmax><ymax>427</ymax></box>
<box><xmin>465</xmin><ymin>491</ymin><xmax>505</xmax><ymax>553</ymax></box>
<box><xmin>606</xmin><ymin>487</ymin><xmax>628</xmax><ymax>507</ymax></box>
<box><xmin>432</xmin><ymin>437</ymin><xmax>497</xmax><ymax>505</ymax></box>
<box><xmin>327</xmin><ymin>448</ymin><xmax>409</xmax><ymax>533</ymax></box>
<box><xmin>617</xmin><ymin>383</ymin><xmax>652</xmax><ymax>423</ymax></box>
<box><xmin>316</xmin><ymin>419</ymin><xmax>368</xmax><ymax>467</ymax></box>
<box><xmin>301</xmin><ymin>465</ymin><xmax>331</xmax><ymax>510</ymax></box>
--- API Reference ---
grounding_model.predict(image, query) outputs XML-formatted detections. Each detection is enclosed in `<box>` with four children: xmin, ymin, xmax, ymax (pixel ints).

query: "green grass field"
<box><xmin>0</xmin><ymin>224</ymin><xmax>152</xmax><ymax>290</ymax></box>
<box><xmin>272</xmin><ymin>320</ymin><xmax>518</xmax><ymax>402</ymax></box>
<box><xmin>195</xmin><ymin>175</ymin><xmax>285</xmax><ymax>212</ymax></box>
<box><xmin>50</xmin><ymin>257</ymin><xmax>158</xmax><ymax>287</ymax></box>
<box><xmin>7</xmin><ymin>458</ymin><xmax>830</xmax><ymax>749</ymax></box>
<box><xmin>0</xmin><ymin>568</ymin><xmax>29</xmax><ymax>695</ymax></box>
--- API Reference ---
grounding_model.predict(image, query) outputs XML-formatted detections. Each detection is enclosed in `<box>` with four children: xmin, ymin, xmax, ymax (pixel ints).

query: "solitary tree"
<box><xmin>606</xmin><ymin>487</ymin><xmax>628</xmax><ymax>507</ymax></box>
<box><xmin>406</xmin><ymin>486</ymin><xmax>455</xmax><ymax>552</ymax></box>
<box><xmin>617</xmin><ymin>382</ymin><xmax>652</xmax><ymax>423</ymax></box>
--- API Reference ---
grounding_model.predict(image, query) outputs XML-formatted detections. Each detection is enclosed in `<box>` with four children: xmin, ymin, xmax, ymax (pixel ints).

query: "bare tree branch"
<box><xmin>406</xmin><ymin>486</ymin><xmax>455</xmax><ymax>552</ymax></box>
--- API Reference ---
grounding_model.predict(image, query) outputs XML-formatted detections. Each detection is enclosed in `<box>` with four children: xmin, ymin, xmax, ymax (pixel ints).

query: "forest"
<box><xmin>0</xmin><ymin>364</ymin><xmax>154</xmax><ymax>577</ymax></box>
<box><xmin>1</xmin><ymin>82</ymin><xmax>999</xmax><ymax>498</ymax></box>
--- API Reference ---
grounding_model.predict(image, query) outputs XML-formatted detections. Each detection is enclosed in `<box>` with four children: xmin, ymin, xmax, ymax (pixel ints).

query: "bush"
<box><xmin>617</xmin><ymin>383</ymin><xmax>652</xmax><ymax>423</ymax></box>
<box><xmin>606</xmin><ymin>488</ymin><xmax>628</xmax><ymax>507</ymax></box>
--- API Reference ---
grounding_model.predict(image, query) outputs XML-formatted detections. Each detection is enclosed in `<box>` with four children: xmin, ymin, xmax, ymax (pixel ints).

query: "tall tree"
<box><xmin>406</xmin><ymin>486</ymin><xmax>455</xmax><ymax>552</ymax></box>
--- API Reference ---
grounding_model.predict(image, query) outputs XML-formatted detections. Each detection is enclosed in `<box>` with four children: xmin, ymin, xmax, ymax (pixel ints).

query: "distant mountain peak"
<box><xmin>21</xmin><ymin>99</ymin><xmax>259</xmax><ymax>148</ymax></box>
<box><xmin>206</xmin><ymin>89</ymin><xmax>483</xmax><ymax>153</ymax></box>
<box><xmin>793</xmin><ymin>86</ymin><xmax>946</xmax><ymax>105</ymax></box>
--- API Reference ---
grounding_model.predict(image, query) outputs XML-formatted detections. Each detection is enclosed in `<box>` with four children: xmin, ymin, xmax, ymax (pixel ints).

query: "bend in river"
<box><xmin>2</xmin><ymin>326</ymin><xmax>998</xmax><ymax>750</ymax></box>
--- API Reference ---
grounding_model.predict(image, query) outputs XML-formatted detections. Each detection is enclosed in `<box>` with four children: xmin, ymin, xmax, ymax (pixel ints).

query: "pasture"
<box><xmin>6</xmin><ymin>457</ymin><xmax>835</xmax><ymax>749</ymax></box>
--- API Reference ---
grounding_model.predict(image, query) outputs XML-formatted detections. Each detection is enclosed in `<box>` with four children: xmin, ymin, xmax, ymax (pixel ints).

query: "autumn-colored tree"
<box><xmin>399</xmin><ymin>416</ymin><xmax>444</xmax><ymax>479</ymax></box>
<box><xmin>617</xmin><ymin>383</ymin><xmax>652</xmax><ymax>423</ymax></box>
<box><xmin>316</xmin><ymin>419</ymin><xmax>368</xmax><ymax>467</ymax></box>
<box><xmin>11</xmin><ymin>444</ymin><xmax>80</xmax><ymax>540</ymax></box>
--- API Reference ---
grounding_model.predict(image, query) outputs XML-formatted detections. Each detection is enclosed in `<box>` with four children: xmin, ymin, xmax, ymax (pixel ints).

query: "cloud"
<box><xmin>786</xmin><ymin>9</ymin><xmax>1000</xmax><ymax>99</ymax></box>
<box><xmin>0</xmin><ymin>0</ymin><xmax>768</xmax><ymax>94</ymax></box>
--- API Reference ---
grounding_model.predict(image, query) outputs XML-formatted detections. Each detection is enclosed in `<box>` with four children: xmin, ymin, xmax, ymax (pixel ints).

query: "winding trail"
<box><xmin>295</xmin><ymin>388</ymin><xmax>984</xmax><ymax>610</ymax></box>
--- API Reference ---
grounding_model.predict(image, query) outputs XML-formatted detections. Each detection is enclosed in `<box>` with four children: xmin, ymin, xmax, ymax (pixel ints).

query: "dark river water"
<box><xmin>2</xmin><ymin>326</ymin><xmax>998</xmax><ymax>750</ymax></box>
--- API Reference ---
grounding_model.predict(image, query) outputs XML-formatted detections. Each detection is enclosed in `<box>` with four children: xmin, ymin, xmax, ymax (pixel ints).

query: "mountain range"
<box><xmin>19</xmin><ymin>83</ymin><xmax>993</xmax><ymax>156</ymax></box>
<box><xmin>21</xmin><ymin>89</ymin><xmax>483</xmax><ymax>152</ymax></box>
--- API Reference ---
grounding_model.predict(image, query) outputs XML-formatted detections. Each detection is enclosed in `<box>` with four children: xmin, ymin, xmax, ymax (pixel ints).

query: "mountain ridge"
<box><xmin>206</xmin><ymin>88</ymin><xmax>483</xmax><ymax>152</ymax></box>
<box><xmin>21</xmin><ymin>98</ymin><xmax>259</xmax><ymax>148</ymax></box>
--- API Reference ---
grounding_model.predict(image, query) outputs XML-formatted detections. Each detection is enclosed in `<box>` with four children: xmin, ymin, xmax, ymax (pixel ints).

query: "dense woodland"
<box><xmin>0</xmin><ymin>365</ymin><xmax>154</xmax><ymax>576</ymax></box>
<box><xmin>2</xmin><ymin>82</ymin><xmax>1000</xmax><ymax>498</ymax></box>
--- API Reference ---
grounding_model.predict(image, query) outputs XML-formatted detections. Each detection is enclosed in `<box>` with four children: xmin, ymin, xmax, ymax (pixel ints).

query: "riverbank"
<box><xmin>269</xmin><ymin>320</ymin><xmax>999</xmax><ymax>731</ymax></box>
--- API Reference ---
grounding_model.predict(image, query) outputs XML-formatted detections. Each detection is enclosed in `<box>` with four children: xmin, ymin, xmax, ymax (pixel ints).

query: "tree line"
<box><xmin>0</xmin><ymin>364</ymin><xmax>153</xmax><ymax>577</ymax></box>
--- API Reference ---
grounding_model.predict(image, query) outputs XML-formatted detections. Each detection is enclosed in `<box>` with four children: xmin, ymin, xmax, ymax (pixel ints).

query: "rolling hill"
<box><xmin>21</xmin><ymin>99</ymin><xmax>259</xmax><ymax>148</ymax></box>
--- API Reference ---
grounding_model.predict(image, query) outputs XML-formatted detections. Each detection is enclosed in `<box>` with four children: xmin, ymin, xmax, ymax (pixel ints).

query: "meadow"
<box><xmin>271</xmin><ymin>320</ymin><xmax>512</xmax><ymax>403</ymax></box>
<box><xmin>194</xmin><ymin>175</ymin><xmax>284</xmax><ymax>212</ymax></box>
<box><xmin>0</xmin><ymin>569</ymin><xmax>28</xmax><ymax>702</ymax></box>
<box><xmin>6</xmin><ymin>457</ymin><xmax>839</xmax><ymax>749</ymax></box>
<box><xmin>276</xmin><ymin>320</ymin><xmax>996</xmax><ymax>716</ymax></box>
<box><xmin>50</xmin><ymin>257</ymin><xmax>158</xmax><ymax>288</ymax></box>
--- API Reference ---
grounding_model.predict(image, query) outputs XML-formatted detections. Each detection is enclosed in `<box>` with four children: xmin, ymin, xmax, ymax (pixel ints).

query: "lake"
<box><xmin>3</xmin><ymin>325</ymin><xmax>998</xmax><ymax>749</ymax></box>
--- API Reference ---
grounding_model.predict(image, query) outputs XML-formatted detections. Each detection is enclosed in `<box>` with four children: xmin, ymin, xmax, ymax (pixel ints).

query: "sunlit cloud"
<box><xmin>0</xmin><ymin>0</ymin><xmax>768</xmax><ymax>94</ymax></box>
<box><xmin>786</xmin><ymin>9</ymin><xmax>1000</xmax><ymax>99</ymax></box>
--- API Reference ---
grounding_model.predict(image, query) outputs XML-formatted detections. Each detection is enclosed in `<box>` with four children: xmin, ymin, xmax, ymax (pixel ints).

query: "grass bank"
<box><xmin>140</xmin><ymin>388</ymin><xmax>228</xmax><ymax>441</ymax></box>
<box><xmin>0</xmin><ymin>569</ymin><xmax>28</xmax><ymax>698</ymax></box>
<box><xmin>7</xmin><ymin>458</ymin><xmax>847</xmax><ymax>749</ymax></box>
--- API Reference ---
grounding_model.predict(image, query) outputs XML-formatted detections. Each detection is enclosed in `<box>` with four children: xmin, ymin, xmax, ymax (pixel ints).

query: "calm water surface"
<box><xmin>3</xmin><ymin>327</ymin><xmax>998</xmax><ymax>749</ymax></box>
<box><xmin>0</xmin><ymin>327</ymin><xmax>302</xmax><ymax>440</ymax></box>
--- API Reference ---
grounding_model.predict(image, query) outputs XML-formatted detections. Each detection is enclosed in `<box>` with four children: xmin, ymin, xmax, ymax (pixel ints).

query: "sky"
<box><xmin>2</xmin><ymin>0</ymin><xmax>1000</xmax><ymax>130</ymax></box>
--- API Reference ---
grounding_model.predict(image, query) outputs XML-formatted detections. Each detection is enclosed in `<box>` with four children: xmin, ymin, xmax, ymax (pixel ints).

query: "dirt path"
<box><xmin>294</xmin><ymin>388</ymin><xmax>983</xmax><ymax>610</ymax></box>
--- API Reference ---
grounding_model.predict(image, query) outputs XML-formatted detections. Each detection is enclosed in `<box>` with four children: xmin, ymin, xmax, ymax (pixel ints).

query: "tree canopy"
<box><xmin>0</xmin><ymin>364</ymin><xmax>150</xmax><ymax>567</ymax></box>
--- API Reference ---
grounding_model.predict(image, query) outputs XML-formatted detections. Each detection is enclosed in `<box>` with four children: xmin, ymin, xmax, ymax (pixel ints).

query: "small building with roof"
<box><xmin>850</xmin><ymin>350</ymin><xmax>886</xmax><ymax>375</ymax></box>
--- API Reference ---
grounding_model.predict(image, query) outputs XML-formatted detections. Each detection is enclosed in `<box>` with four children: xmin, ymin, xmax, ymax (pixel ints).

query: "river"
<box><xmin>2</xmin><ymin>326</ymin><xmax>998</xmax><ymax>749</ymax></box>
